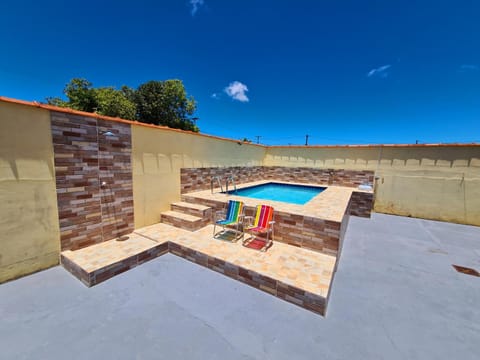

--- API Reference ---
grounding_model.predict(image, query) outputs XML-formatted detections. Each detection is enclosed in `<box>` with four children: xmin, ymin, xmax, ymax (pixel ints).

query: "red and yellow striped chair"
<box><xmin>243</xmin><ymin>205</ymin><xmax>275</xmax><ymax>251</ymax></box>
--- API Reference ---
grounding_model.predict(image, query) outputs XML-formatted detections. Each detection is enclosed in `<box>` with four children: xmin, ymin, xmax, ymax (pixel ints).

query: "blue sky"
<box><xmin>1</xmin><ymin>0</ymin><xmax>479</xmax><ymax>145</ymax></box>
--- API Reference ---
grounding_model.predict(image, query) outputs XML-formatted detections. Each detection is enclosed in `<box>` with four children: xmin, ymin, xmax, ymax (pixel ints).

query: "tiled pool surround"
<box><xmin>62</xmin><ymin>223</ymin><xmax>336</xmax><ymax>315</ymax></box>
<box><xmin>180</xmin><ymin>166</ymin><xmax>374</xmax><ymax>194</ymax></box>
<box><xmin>227</xmin><ymin>182</ymin><xmax>327</xmax><ymax>205</ymax></box>
<box><xmin>182</xmin><ymin>180</ymin><xmax>372</xmax><ymax>256</ymax></box>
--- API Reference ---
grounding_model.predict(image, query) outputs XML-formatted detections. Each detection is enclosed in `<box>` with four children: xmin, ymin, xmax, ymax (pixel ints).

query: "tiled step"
<box><xmin>171</xmin><ymin>201</ymin><xmax>212</xmax><ymax>220</ymax></box>
<box><xmin>61</xmin><ymin>233</ymin><xmax>169</xmax><ymax>287</ymax></box>
<box><xmin>160</xmin><ymin>210</ymin><xmax>208</xmax><ymax>231</ymax></box>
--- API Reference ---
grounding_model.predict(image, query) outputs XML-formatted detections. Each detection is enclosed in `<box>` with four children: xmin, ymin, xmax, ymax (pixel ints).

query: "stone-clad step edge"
<box><xmin>61</xmin><ymin>237</ymin><xmax>328</xmax><ymax>316</ymax></box>
<box><xmin>168</xmin><ymin>241</ymin><xmax>327</xmax><ymax>316</ymax></box>
<box><xmin>61</xmin><ymin>241</ymin><xmax>169</xmax><ymax>287</ymax></box>
<box><xmin>171</xmin><ymin>201</ymin><xmax>212</xmax><ymax>220</ymax></box>
<box><xmin>161</xmin><ymin>210</ymin><xmax>207</xmax><ymax>231</ymax></box>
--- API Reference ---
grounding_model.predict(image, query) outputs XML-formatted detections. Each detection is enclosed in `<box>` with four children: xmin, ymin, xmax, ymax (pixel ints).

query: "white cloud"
<box><xmin>459</xmin><ymin>64</ymin><xmax>478</xmax><ymax>72</ymax></box>
<box><xmin>224</xmin><ymin>81</ymin><xmax>249</xmax><ymax>102</ymax></box>
<box><xmin>211</xmin><ymin>92</ymin><xmax>220</xmax><ymax>99</ymax></box>
<box><xmin>367</xmin><ymin>64</ymin><xmax>392</xmax><ymax>78</ymax></box>
<box><xmin>190</xmin><ymin>0</ymin><xmax>204</xmax><ymax>16</ymax></box>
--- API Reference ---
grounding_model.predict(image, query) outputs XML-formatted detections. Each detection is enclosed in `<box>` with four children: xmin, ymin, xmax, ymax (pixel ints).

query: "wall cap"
<box><xmin>1</xmin><ymin>96</ymin><xmax>479</xmax><ymax>149</ymax></box>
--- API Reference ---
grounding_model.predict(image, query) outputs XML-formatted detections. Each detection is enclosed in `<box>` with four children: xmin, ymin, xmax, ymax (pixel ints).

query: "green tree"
<box><xmin>95</xmin><ymin>87</ymin><xmax>136</xmax><ymax>119</ymax></box>
<box><xmin>135</xmin><ymin>80</ymin><xmax>198</xmax><ymax>132</ymax></box>
<box><xmin>47</xmin><ymin>78</ymin><xmax>199</xmax><ymax>131</ymax></box>
<box><xmin>46</xmin><ymin>78</ymin><xmax>136</xmax><ymax>119</ymax></box>
<box><xmin>63</xmin><ymin>78</ymin><xmax>97</xmax><ymax>113</ymax></box>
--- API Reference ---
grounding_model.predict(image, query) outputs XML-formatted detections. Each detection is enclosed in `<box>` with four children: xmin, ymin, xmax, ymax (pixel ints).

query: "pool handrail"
<box><xmin>211</xmin><ymin>176</ymin><xmax>224</xmax><ymax>194</ymax></box>
<box><xmin>226</xmin><ymin>175</ymin><xmax>237</xmax><ymax>194</ymax></box>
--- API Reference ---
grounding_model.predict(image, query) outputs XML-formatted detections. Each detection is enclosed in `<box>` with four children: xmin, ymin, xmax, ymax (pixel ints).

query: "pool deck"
<box><xmin>181</xmin><ymin>180</ymin><xmax>372</xmax><ymax>255</ymax></box>
<box><xmin>3</xmin><ymin>214</ymin><xmax>479</xmax><ymax>360</ymax></box>
<box><xmin>62</xmin><ymin>223</ymin><xmax>336</xmax><ymax>314</ymax></box>
<box><xmin>61</xmin><ymin>180</ymin><xmax>372</xmax><ymax>314</ymax></box>
<box><xmin>184</xmin><ymin>180</ymin><xmax>368</xmax><ymax>222</ymax></box>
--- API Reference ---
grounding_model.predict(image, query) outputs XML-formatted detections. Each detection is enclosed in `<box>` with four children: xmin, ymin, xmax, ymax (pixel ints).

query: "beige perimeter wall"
<box><xmin>132</xmin><ymin>125</ymin><xmax>266</xmax><ymax>228</ymax></box>
<box><xmin>265</xmin><ymin>146</ymin><xmax>480</xmax><ymax>225</ymax></box>
<box><xmin>1</xmin><ymin>99</ymin><xmax>479</xmax><ymax>283</ymax></box>
<box><xmin>0</xmin><ymin>102</ymin><xmax>60</xmax><ymax>282</ymax></box>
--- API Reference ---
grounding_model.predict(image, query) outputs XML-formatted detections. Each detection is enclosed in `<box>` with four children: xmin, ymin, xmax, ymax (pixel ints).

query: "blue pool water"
<box><xmin>228</xmin><ymin>183</ymin><xmax>326</xmax><ymax>205</ymax></box>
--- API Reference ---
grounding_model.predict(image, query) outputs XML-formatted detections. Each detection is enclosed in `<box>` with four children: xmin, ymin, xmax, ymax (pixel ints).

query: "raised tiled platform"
<box><xmin>61</xmin><ymin>233</ymin><xmax>168</xmax><ymax>286</ymax></box>
<box><xmin>181</xmin><ymin>180</ymin><xmax>371</xmax><ymax>256</ymax></box>
<box><xmin>62</xmin><ymin>223</ymin><xmax>336</xmax><ymax>316</ymax></box>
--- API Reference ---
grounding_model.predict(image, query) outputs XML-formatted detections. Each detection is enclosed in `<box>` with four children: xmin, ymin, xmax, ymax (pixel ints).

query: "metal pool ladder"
<box><xmin>211</xmin><ymin>176</ymin><xmax>224</xmax><ymax>194</ymax></box>
<box><xmin>226</xmin><ymin>175</ymin><xmax>237</xmax><ymax>194</ymax></box>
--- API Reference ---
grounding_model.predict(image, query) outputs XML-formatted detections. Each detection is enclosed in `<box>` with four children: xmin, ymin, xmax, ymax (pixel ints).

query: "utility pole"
<box><xmin>305</xmin><ymin>134</ymin><xmax>309</xmax><ymax>146</ymax></box>
<box><xmin>255</xmin><ymin>135</ymin><xmax>261</xmax><ymax>144</ymax></box>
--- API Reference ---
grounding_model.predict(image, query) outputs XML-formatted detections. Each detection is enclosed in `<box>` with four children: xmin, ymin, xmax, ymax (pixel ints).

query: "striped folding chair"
<box><xmin>213</xmin><ymin>200</ymin><xmax>245</xmax><ymax>240</ymax></box>
<box><xmin>243</xmin><ymin>205</ymin><xmax>275</xmax><ymax>252</ymax></box>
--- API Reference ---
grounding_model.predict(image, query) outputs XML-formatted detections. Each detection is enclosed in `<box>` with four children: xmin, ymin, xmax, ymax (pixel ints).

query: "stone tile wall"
<box><xmin>272</xmin><ymin>212</ymin><xmax>343</xmax><ymax>256</ymax></box>
<box><xmin>349</xmin><ymin>192</ymin><xmax>374</xmax><ymax>218</ymax></box>
<box><xmin>263</xmin><ymin>166</ymin><xmax>332</xmax><ymax>184</ymax></box>
<box><xmin>180</xmin><ymin>166</ymin><xmax>265</xmax><ymax>193</ymax></box>
<box><xmin>51</xmin><ymin>112</ymin><xmax>133</xmax><ymax>251</ymax></box>
<box><xmin>181</xmin><ymin>166</ymin><xmax>374</xmax><ymax>193</ymax></box>
<box><xmin>98</xmin><ymin>119</ymin><xmax>134</xmax><ymax>241</ymax></box>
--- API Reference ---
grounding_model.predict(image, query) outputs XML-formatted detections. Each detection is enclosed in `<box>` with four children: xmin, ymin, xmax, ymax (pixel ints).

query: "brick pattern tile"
<box><xmin>181</xmin><ymin>166</ymin><xmax>265</xmax><ymax>193</ymax></box>
<box><xmin>171</xmin><ymin>203</ymin><xmax>213</xmax><ymax>220</ymax></box>
<box><xmin>62</xmin><ymin>242</ymin><xmax>168</xmax><ymax>286</ymax></box>
<box><xmin>60</xmin><ymin>254</ymin><xmax>91</xmax><ymax>286</ymax></box>
<box><xmin>89</xmin><ymin>243</ymin><xmax>168</xmax><ymax>286</ymax></box>
<box><xmin>182</xmin><ymin>196</ymin><xmax>344</xmax><ymax>256</ymax></box>
<box><xmin>182</xmin><ymin>196</ymin><xmax>226</xmax><ymax>212</ymax></box>
<box><xmin>51</xmin><ymin>112</ymin><xmax>133</xmax><ymax>251</ymax></box>
<box><xmin>168</xmin><ymin>203</ymin><xmax>213</xmax><ymax>230</ymax></box>
<box><xmin>62</xmin><ymin>223</ymin><xmax>336</xmax><ymax>316</ymax></box>
<box><xmin>181</xmin><ymin>166</ymin><xmax>374</xmax><ymax>193</ymax></box>
<box><xmin>160</xmin><ymin>212</ymin><xmax>207</xmax><ymax>231</ymax></box>
<box><xmin>168</xmin><ymin>241</ymin><xmax>327</xmax><ymax>315</ymax></box>
<box><xmin>98</xmin><ymin>119</ymin><xmax>134</xmax><ymax>241</ymax></box>
<box><xmin>350</xmin><ymin>191</ymin><xmax>374</xmax><ymax>218</ymax></box>
<box><xmin>273</xmin><ymin>212</ymin><xmax>343</xmax><ymax>255</ymax></box>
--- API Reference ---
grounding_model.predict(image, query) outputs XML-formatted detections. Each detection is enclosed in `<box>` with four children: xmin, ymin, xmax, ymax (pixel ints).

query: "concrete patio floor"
<box><xmin>1</xmin><ymin>213</ymin><xmax>479</xmax><ymax>360</ymax></box>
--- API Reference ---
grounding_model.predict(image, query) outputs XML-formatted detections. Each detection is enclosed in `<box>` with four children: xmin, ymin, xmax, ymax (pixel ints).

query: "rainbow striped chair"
<box><xmin>243</xmin><ymin>205</ymin><xmax>275</xmax><ymax>252</ymax></box>
<box><xmin>213</xmin><ymin>200</ymin><xmax>245</xmax><ymax>240</ymax></box>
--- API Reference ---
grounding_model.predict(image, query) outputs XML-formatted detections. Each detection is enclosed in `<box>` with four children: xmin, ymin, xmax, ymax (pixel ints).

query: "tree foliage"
<box><xmin>46</xmin><ymin>78</ymin><xmax>199</xmax><ymax>132</ymax></box>
<box><xmin>95</xmin><ymin>87</ymin><xmax>136</xmax><ymax>120</ymax></box>
<box><xmin>63</xmin><ymin>78</ymin><xmax>98</xmax><ymax>113</ymax></box>
<box><xmin>135</xmin><ymin>80</ymin><xmax>197</xmax><ymax>131</ymax></box>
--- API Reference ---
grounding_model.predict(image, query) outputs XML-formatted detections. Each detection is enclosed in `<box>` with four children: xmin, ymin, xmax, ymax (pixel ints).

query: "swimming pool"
<box><xmin>227</xmin><ymin>183</ymin><xmax>326</xmax><ymax>205</ymax></box>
